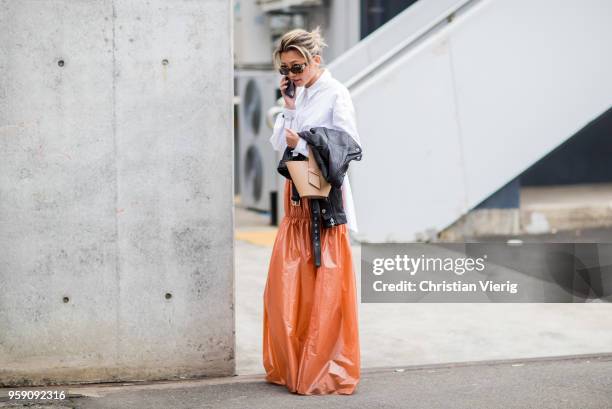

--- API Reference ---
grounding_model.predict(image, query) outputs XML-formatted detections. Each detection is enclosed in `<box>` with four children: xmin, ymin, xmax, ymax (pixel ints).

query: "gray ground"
<box><xmin>2</xmin><ymin>354</ymin><xmax>611</xmax><ymax>408</ymax></box>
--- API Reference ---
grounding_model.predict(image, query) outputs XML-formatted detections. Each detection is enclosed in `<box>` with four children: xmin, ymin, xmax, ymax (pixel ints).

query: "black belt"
<box><xmin>311</xmin><ymin>200</ymin><xmax>321</xmax><ymax>267</ymax></box>
<box><xmin>290</xmin><ymin>183</ymin><xmax>322</xmax><ymax>267</ymax></box>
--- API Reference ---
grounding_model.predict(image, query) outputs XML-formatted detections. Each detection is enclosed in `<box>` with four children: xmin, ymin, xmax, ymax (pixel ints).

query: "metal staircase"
<box><xmin>327</xmin><ymin>0</ymin><xmax>612</xmax><ymax>242</ymax></box>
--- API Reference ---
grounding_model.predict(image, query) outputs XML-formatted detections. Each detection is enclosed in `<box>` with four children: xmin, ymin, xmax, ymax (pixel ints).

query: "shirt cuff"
<box><xmin>291</xmin><ymin>137</ymin><xmax>309</xmax><ymax>157</ymax></box>
<box><xmin>282</xmin><ymin>107</ymin><xmax>296</xmax><ymax>121</ymax></box>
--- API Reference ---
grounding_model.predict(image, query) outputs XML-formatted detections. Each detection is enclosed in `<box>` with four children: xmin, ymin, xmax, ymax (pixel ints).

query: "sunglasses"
<box><xmin>278</xmin><ymin>62</ymin><xmax>308</xmax><ymax>75</ymax></box>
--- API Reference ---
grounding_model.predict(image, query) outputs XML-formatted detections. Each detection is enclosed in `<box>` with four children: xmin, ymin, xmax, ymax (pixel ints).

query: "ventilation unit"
<box><xmin>235</xmin><ymin>70</ymin><xmax>280</xmax><ymax>211</ymax></box>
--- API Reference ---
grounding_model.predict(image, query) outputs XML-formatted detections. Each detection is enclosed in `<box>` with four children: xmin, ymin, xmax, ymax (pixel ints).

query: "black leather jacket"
<box><xmin>277</xmin><ymin>126</ymin><xmax>363</xmax><ymax>266</ymax></box>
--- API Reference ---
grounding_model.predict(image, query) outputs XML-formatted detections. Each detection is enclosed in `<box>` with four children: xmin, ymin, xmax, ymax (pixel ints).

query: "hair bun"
<box><xmin>273</xmin><ymin>26</ymin><xmax>328</xmax><ymax>69</ymax></box>
<box><xmin>310</xmin><ymin>26</ymin><xmax>328</xmax><ymax>55</ymax></box>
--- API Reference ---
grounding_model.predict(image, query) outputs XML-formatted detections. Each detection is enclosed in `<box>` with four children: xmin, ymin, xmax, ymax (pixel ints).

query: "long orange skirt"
<box><xmin>262</xmin><ymin>179</ymin><xmax>361</xmax><ymax>395</ymax></box>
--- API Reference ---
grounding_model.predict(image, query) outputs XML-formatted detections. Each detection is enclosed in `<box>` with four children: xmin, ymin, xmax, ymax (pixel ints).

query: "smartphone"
<box><xmin>285</xmin><ymin>76</ymin><xmax>295</xmax><ymax>99</ymax></box>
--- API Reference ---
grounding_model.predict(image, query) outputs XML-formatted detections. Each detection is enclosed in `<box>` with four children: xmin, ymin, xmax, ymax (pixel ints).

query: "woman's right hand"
<box><xmin>280</xmin><ymin>76</ymin><xmax>296</xmax><ymax>110</ymax></box>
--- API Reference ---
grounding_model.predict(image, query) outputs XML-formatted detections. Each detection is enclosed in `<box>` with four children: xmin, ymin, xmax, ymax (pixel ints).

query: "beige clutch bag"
<box><xmin>286</xmin><ymin>144</ymin><xmax>331</xmax><ymax>199</ymax></box>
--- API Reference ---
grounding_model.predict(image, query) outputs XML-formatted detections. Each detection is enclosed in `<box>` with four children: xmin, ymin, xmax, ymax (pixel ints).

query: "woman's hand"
<box><xmin>280</xmin><ymin>76</ymin><xmax>296</xmax><ymax>110</ymax></box>
<box><xmin>285</xmin><ymin>128</ymin><xmax>300</xmax><ymax>148</ymax></box>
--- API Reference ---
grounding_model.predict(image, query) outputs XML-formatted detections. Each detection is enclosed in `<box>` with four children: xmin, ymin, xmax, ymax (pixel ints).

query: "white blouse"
<box><xmin>269</xmin><ymin>68</ymin><xmax>362</xmax><ymax>233</ymax></box>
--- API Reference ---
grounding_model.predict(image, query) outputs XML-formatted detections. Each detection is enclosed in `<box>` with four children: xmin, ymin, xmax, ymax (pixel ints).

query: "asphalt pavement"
<box><xmin>1</xmin><ymin>353</ymin><xmax>611</xmax><ymax>408</ymax></box>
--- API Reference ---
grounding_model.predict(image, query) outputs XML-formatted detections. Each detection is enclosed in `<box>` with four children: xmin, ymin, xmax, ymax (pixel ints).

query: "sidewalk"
<box><xmin>1</xmin><ymin>353</ymin><xmax>611</xmax><ymax>408</ymax></box>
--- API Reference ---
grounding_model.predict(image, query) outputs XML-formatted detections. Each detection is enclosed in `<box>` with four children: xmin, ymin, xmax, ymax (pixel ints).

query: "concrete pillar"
<box><xmin>0</xmin><ymin>0</ymin><xmax>234</xmax><ymax>385</ymax></box>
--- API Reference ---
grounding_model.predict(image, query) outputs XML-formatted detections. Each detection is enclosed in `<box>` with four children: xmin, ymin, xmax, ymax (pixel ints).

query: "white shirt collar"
<box><xmin>302</xmin><ymin>68</ymin><xmax>331</xmax><ymax>99</ymax></box>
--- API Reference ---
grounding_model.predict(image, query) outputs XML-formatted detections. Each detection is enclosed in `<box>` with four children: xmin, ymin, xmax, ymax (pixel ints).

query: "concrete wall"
<box><xmin>0</xmin><ymin>0</ymin><xmax>234</xmax><ymax>386</ymax></box>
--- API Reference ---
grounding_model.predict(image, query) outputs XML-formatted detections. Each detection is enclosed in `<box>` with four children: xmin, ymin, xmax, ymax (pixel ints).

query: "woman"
<box><xmin>262</xmin><ymin>27</ymin><xmax>362</xmax><ymax>395</ymax></box>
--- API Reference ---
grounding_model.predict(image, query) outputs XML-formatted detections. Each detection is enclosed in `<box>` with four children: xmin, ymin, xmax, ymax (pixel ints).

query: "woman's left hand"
<box><xmin>285</xmin><ymin>128</ymin><xmax>300</xmax><ymax>148</ymax></box>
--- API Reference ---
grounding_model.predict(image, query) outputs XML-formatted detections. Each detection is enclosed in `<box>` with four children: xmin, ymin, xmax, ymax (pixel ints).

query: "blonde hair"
<box><xmin>272</xmin><ymin>27</ymin><xmax>328</xmax><ymax>69</ymax></box>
